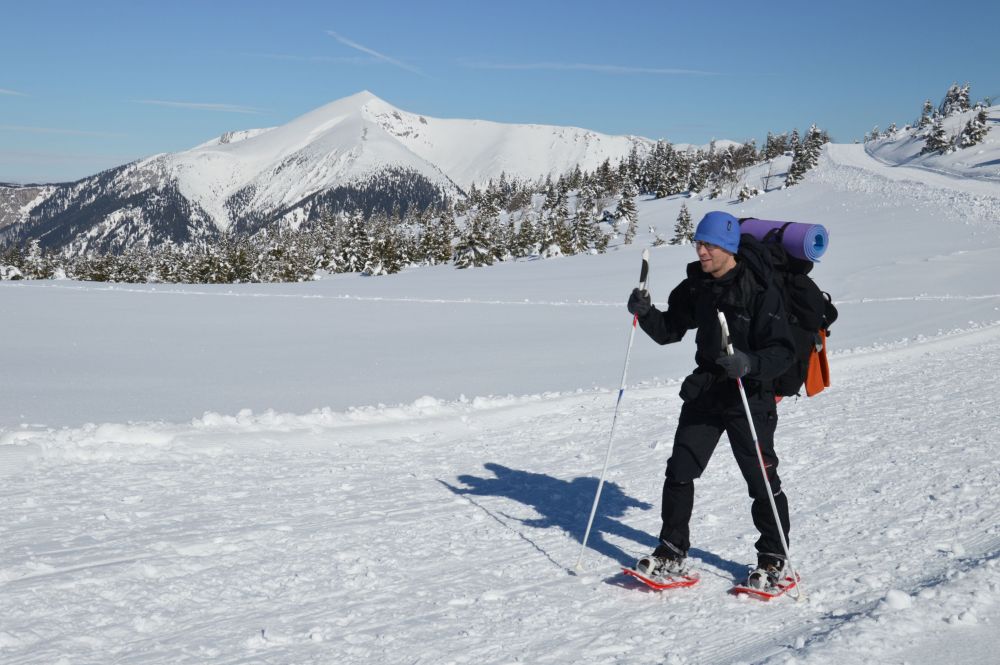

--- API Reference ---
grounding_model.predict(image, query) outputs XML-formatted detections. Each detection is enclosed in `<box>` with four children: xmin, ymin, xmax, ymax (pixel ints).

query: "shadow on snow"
<box><xmin>440</xmin><ymin>462</ymin><xmax>747</xmax><ymax>579</ymax></box>
<box><xmin>440</xmin><ymin>462</ymin><xmax>656</xmax><ymax>568</ymax></box>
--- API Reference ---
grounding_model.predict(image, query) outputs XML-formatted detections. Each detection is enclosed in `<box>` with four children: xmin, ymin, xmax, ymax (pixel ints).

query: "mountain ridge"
<box><xmin>0</xmin><ymin>92</ymin><xmax>655</xmax><ymax>253</ymax></box>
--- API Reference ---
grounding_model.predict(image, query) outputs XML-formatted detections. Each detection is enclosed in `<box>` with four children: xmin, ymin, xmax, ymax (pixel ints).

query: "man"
<box><xmin>626</xmin><ymin>211</ymin><xmax>796</xmax><ymax>589</ymax></box>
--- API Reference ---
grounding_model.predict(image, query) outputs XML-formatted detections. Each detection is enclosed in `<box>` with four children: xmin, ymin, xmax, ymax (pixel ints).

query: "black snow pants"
<box><xmin>658</xmin><ymin>400</ymin><xmax>790</xmax><ymax>560</ymax></box>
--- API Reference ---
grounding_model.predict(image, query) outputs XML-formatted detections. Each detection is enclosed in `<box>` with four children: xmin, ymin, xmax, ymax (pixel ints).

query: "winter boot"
<box><xmin>635</xmin><ymin>541</ymin><xmax>686</xmax><ymax>578</ymax></box>
<box><xmin>745</xmin><ymin>554</ymin><xmax>785</xmax><ymax>590</ymax></box>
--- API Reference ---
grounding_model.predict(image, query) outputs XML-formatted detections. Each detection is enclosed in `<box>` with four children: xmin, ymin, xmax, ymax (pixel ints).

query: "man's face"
<box><xmin>695</xmin><ymin>241</ymin><xmax>736</xmax><ymax>278</ymax></box>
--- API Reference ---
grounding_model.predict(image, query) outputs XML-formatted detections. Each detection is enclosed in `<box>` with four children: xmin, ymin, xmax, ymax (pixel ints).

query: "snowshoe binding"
<box><xmin>731</xmin><ymin>555</ymin><xmax>798</xmax><ymax>600</ymax></box>
<box><xmin>623</xmin><ymin>542</ymin><xmax>699</xmax><ymax>590</ymax></box>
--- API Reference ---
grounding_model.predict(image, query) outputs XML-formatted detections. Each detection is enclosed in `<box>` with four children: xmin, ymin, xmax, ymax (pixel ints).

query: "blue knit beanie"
<box><xmin>693</xmin><ymin>211</ymin><xmax>740</xmax><ymax>253</ymax></box>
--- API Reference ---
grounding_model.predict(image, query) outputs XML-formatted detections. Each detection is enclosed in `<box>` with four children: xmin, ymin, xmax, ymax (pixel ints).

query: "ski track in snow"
<box><xmin>1</xmin><ymin>324</ymin><xmax>998</xmax><ymax>664</ymax></box>
<box><xmin>6</xmin><ymin>280</ymin><xmax>1000</xmax><ymax>310</ymax></box>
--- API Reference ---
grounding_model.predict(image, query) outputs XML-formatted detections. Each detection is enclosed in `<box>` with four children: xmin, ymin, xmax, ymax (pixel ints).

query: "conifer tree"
<box><xmin>918</xmin><ymin>100</ymin><xmax>934</xmax><ymax>128</ymax></box>
<box><xmin>922</xmin><ymin>115</ymin><xmax>952</xmax><ymax>154</ymax></box>
<box><xmin>803</xmin><ymin>124</ymin><xmax>825</xmax><ymax>168</ymax></box>
<box><xmin>940</xmin><ymin>83</ymin><xmax>972</xmax><ymax>116</ymax></box>
<box><xmin>453</xmin><ymin>214</ymin><xmax>495</xmax><ymax>268</ymax></box>
<box><xmin>513</xmin><ymin>214</ymin><xmax>538</xmax><ymax>257</ymax></box>
<box><xmin>686</xmin><ymin>159</ymin><xmax>708</xmax><ymax>195</ymax></box>
<box><xmin>570</xmin><ymin>206</ymin><xmax>602</xmax><ymax>254</ymax></box>
<box><xmin>536</xmin><ymin>214</ymin><xmax>560</xmax><ymax>258</ymax></box>
<box><xmin>784</xmin><ymin>142</ymin><xmax>808</xmax><ymax>186</ymax></box>
<box><xmin>738</xmin><ymin>184</ymin><xmax>760</xmax><ymax>201</ymax></box>
<box><xmin>669</xmin><ymin>204</ymin><xmax>694</xmax><ymax>245</ymax></box>
<box><xmin>714</xmin><ymin>149</ymin><xmax>737</xmax><ymax>197</ymax></box>
<box><xmin>24</xmin><ymin>240</ymin><xmax>55</xmax><ymax>279</ymax></box>
<box><xmin>337</xmin><ymin>211</ymin><xmax>372</xmax><ymax>273</ymax></box>
<box><xmin>959</xmin><ymin>108</ymin><xmax>989</xmax><ymax>148</ymax></box>
<box><xmin>617</xmin><ymin>188</ymin><xmax>639</xmax><ymax>245</ymax></box>
<box><xmin>762</xmin><ymin>132</ymin><xmax>788</xmax><ymax>160</ymax></box>
<box><xmin>366</xmin><ymin>214</ymin><xmax>406</xmax><ymax>275</ymax></box>
<box><xmin>552</xmin><ymin>195</ymin><xmax>574</xmax><ymax>256</ymax></box>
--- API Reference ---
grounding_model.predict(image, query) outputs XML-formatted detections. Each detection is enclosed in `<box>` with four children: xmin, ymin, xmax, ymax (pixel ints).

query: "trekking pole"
<box><xmin>717</xmin><ymin>310</ymin><xmax>804</xmax><ymax>601</ymax></box>
<box><xmin>575</xmin><ymin>249</ymin><xmax>650</xmax><ymax>571</ymax></box>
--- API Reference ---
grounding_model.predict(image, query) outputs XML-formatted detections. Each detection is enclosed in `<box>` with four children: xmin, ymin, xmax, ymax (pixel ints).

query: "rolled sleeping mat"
<box><xmin>739</xmin><ymin>218</ymin><xmax>829</xmax><ymax>262</ymax></box>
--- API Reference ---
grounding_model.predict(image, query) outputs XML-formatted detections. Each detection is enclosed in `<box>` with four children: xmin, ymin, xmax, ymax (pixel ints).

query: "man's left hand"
<box><xmin>717</xmin><ymin>350</ymin><xmax>753</xmax><ymax>378</ymax></box>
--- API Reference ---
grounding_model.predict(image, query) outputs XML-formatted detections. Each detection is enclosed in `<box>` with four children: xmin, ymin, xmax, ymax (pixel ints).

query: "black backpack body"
<box><xmin>738</xmin><ymin>230</ymin><xmax>839</xmax><ymax>397</ymax></box>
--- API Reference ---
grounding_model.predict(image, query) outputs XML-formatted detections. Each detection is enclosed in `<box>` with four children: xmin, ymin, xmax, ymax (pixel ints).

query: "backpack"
<box><xmin>743</xmin><ymin>227</ymin><xmax>839</xmax><ymax>397</ymax></box>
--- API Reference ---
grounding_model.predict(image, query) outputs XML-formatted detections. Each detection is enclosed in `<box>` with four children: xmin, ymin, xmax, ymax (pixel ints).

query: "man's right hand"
<box><xmin>627</xmin><ymin>288</ymin><xmax>652</xmax><ymax>317</ymax></box>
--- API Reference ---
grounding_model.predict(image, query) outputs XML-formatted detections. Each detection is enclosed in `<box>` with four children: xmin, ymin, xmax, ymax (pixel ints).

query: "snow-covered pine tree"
<box><xmin>785</xmin><ymin>124</ymin><xmax>825</xmax><ymax>186</ymax></box>
<box><xmin>959</xmin><ymin>108</ymin><xmax>989</xmax><ymax>148</ymax></box>
<box><xmin>649</xmin><ymin>225</ymin><xmax>666</xmax><ymax>247</ymax></box>
<box><xmin>595</xmin><ymin>158</ymin><xmax>617</xmax><ymax>196</ymax></box>
<box><xmin>669</xmin><ymin>203</ymin><xmax>694</xmax><ymax>245</ymax></box>
<box><xmin>803</xmin><ymin>124</ymin><xmax>825</xmax><ymax>168</ymax></box>
<box><xmin>313</xmin><ymin>215</ymin><xmax>341</xmax><ymax>272</ymax></box>
<box><xmin>571</xmin><ymin>208</ymin><xmax>597</xmax><ymax>254</ymax></box>
<box><xmin>535</xmin><ymin>213</ymin><xmax>560</xmax><ymax>258</ymax></box>
<box><xmin>453</xmin><ymin>215</ymin><xmax>495</xmax><ymax>268</ymax></box>
<box><xmin>552</xmin><ymin>195</ymin><xmax>575</xmax><ymax>256</ymax></box>
<box><xmin>918</xmin><ymin>100</ymin><xmax>934</xmax><ymax>129</ymax></box>
<box><xmin>708</xmin><ymin>179</ymin><xmax>724</xmax><ymax>199</ymax></box>
<box><xmin>337</xmin><ymin>211</ymin><xmax>372</xmax><ymax>273</ymax></box>
<box><xmin>617</xmin><ymin>189</ymin><xmax>638</xmax><ymax>245</ymax></box>
<box><xmin>23</xmin><ymin>240</ymin><xmax>55</xmax><ymax>279</ymax></box>
<box><xmin>789</xmin><ymin>128</ymin><xmax>800</xmax><ymax>152</ymax></box>
<box><xmin>762</xmin><ymin>132</ymin><xmax>788</xmax><ymax>160</ymax></box>
<box><xmin>434</xmin><ymin>213</ymin><xmax>457</xmax><ymax>264</ymax></box>
<box><xmin>922</xmin><ymin>115</ymin><xmax>952</xmax><ymax>154</ymax></box>
<box><xmin>366</xmin><ymin>214</ymin><xmax>406</xmax><ymax>276</ymax></box>
<box><xmin>738</xmin><ymin>184</ymin><xmax>760</xmax><ymax>201</ymax></box>
<box><xmin>940</xmin><ymin>83</ymin><xmax>972</xmax><ymax>116</ymax></box>
<box><xmin>957</xmin><ymin>83</ymin><xmax>971</xmax><ymax>113</ymax></box>
<box><xmin>513</xmin><ymin>213</ymin><xmax>538</xmax><ymax>258</ymax></box>
<box><xmin>687</xmin><ymin>158</ymin><xmax>708</xmax><ymax>195</ymax></box>
<box><xmin>714</xmin><ymin>149</ymin><xmax>737</xmax><ymax>197</ymax></box>
<box><xmin>784</xmin><ymin>141</ymin><xmax>808</xmax><ymax>186</ymax></box>
<box><xmin>0</xmin><ymin>245</ymin><xmax>26</xmax><ymax>280</ymax></box>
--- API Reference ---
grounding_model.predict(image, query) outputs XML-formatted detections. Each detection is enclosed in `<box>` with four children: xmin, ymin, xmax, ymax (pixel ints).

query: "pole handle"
<box><xmin>639</xmin><ymin>248</ymin><xmax>650</xmax><ymax>288</ymax></box>
<box><xmin>717</xmin><ymin>310</ymin><xmax>734</xmax><ymax>355</ymax></box>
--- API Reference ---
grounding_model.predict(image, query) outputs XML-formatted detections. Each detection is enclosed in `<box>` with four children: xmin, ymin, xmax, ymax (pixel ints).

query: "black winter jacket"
<box><xmin>637</xmin><ymin>235</ymin><xmax>795</xmax><ymax>410</ymax></box>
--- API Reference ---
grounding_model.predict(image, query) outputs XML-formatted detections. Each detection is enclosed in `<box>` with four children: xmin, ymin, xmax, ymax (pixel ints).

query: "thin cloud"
<box><xmin>465</xmin><ymin>60</ymin><xmax>719</xmax><ymax>76</ymax></box>
<box><xmin>244</xmin><ymin>51</ymin><xmax>372</xmax><ymax>65</ymax></box>
<box><xmin>326</xmin><ymin>30</ymin><xmax>424</xmax><ymax>76</ymax></box>
<box><xmin>0</xmin><ymin>124</ymin><xmax>126</xmax><ymax>138</ymax></box>
<box><xmin>134</xmin><ymin>100</ymin><xmax>264</xmax><ymax>114</ymax></box>
<box><xmin>0</xmin><ymin>87</ymin><xmax>28</xmax><ymax>96</ymax></box>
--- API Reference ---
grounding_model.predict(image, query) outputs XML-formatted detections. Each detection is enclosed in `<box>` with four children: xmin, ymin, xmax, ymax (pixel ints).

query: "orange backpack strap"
<box><xmin>805</xmin><ymin>329</ymin><xmax>830</xmax><ymax>396</ymax></box>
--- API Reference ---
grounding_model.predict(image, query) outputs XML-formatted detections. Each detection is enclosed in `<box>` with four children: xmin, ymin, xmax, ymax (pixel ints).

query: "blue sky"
<box><xmin>2</xmin><ymin>0</ymin><xmax>998</xmax><ymax>184</ymax></box>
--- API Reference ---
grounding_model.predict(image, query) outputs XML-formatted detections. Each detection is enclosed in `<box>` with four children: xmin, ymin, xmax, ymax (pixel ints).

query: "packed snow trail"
<box><xmin>2</xmin><ymin>323</ymin><xmax>998</xmax><ymax>664</ymax></box>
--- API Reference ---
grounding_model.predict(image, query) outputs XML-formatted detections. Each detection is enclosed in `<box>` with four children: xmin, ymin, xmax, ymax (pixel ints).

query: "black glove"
<box><xmin>627</xmin><ymin>288</ymin><xmax>652</xmax><ymax>317</ymax></box>
<box><xmin>716</xmin><ymin>349</ymin><xmax>754</xmax><ymax>379</ymax></box>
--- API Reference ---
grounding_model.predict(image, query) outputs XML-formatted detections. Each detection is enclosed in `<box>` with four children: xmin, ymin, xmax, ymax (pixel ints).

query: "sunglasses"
<box><xmin>694</xmin><ymin>241</ymin><xmax>723</xmax><ymax>252</ymax></box>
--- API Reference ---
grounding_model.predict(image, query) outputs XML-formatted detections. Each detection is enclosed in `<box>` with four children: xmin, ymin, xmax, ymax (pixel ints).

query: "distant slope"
<box><xmin>865</xmin><ymin>104</ymin><xmax>999</xmax><ymax>182</ymax></box>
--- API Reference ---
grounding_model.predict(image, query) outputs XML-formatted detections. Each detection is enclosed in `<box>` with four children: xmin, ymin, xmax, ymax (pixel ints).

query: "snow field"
<box><xmin>1</xmin><ymin>323</ymin><xmax>998</xmax><ymax>664</ymax></box>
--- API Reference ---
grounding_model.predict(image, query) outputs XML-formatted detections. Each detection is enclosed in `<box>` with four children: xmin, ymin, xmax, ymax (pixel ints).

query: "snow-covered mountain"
<box><xmin>0</xmin><ymin>91</ymin><xmax>652</xmax><ymax>253</ymax></box>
